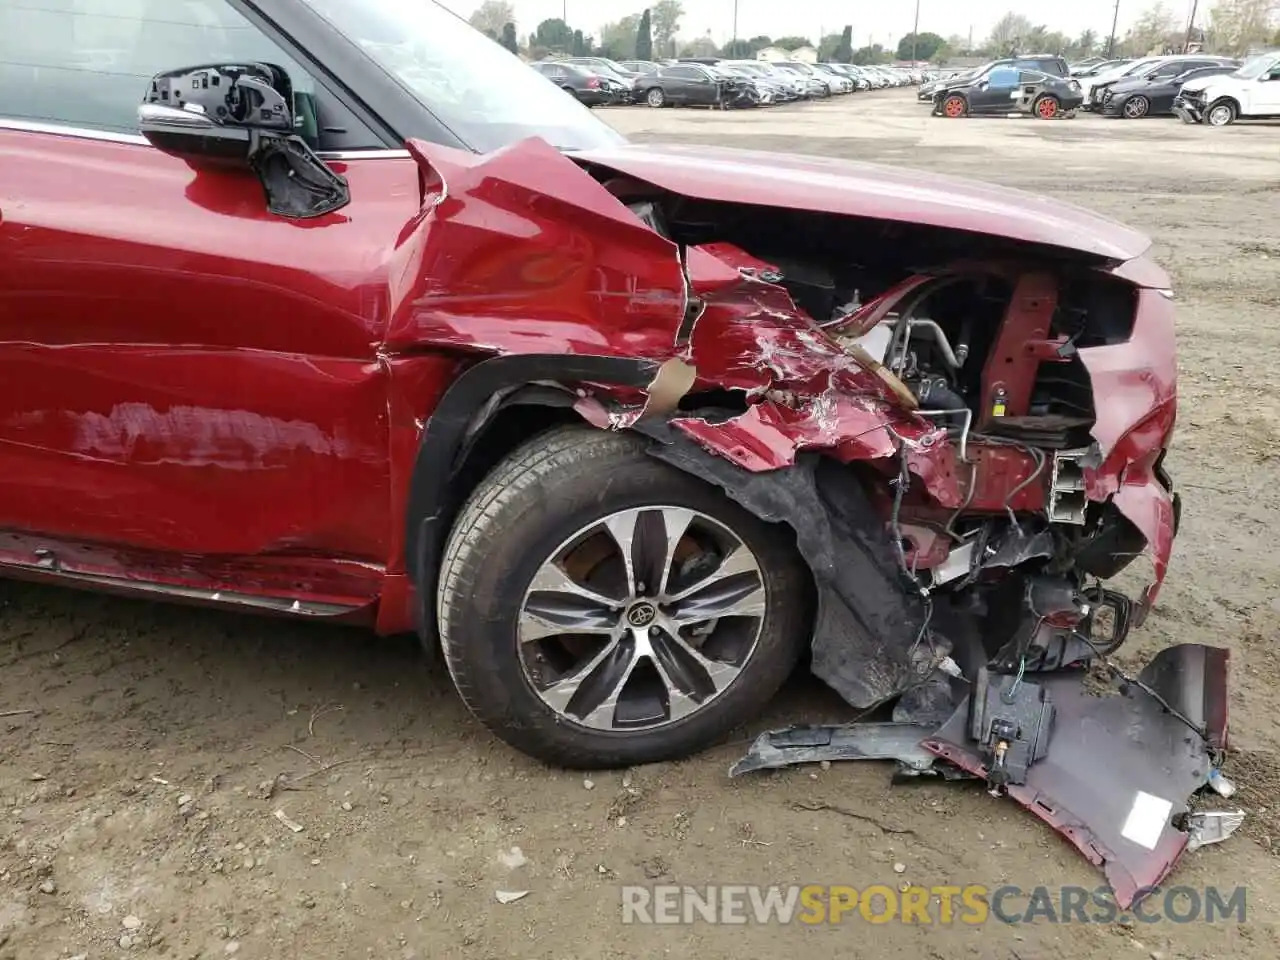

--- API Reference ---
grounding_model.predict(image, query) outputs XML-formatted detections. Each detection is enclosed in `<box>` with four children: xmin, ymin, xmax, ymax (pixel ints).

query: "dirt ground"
<box><xmin>4</xmin><ymin>92</ymin><xmax>1280</xmax><ymax>960</ymax></box>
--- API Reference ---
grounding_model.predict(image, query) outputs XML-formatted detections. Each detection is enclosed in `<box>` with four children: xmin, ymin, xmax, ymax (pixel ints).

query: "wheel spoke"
<box><xmin>656</xmin><ymin>508</ymin><xmax>695</xmax><ymax>596</ymax></box>
<box><xmin>527</xmin><ymin>561</ymin><xmax>621</xmax><ymax>609</ymax></box>
<box><xmin>665</xmin><ymin>545</ymin><xmax>765</xmax><ymax>623</ymax></box>
<box><xmin>520</xmin><ymin>563</ymin><xmax>620</xmax><ymax>643</ymax></box>
<box><xmin>540</xmin><ymin>632</ymin><xmax>634</xmax><ymax>726</ymax></box>
<box><xmin>605</xmin><ymin>507</ymin><xmax>695</xmax><ymax>598</ymax></box>
<box><xmin>650</xmin><ymin>626</ymin><xmax>743</xmax><ymax>703</ymax></box>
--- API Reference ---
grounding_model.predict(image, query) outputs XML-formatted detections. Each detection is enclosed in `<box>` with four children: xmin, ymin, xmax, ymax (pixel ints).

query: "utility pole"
<box><xmin>733</xmin><ymin>0</ymin><xmax>738</xmax><ymax>44</ymax></box>
<box><xmin>911</xmin><ymin>0</ymin><xmax>921</xmax><ymax>63</ymax></box>
<box><xmin>1107</xmin><ymin>0</ymin><xmax>1121</xmax><ymax>57</ymax></box>
<box><xmin>1183</xmin><ymin>0</ymin><xmax>1199</xmax><ymax>53</ymax></box>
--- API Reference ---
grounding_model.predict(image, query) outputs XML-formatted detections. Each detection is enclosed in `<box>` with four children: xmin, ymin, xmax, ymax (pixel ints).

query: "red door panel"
<box><xmin>0</xmin><ymin>129</ymin><xmax>422</xmax><ymax>564</ymax></box>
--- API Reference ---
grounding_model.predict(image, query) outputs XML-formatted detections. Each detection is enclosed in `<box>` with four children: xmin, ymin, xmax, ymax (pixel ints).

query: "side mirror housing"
<box><xmin>138</xmin><ymin>63</ymin><xmax>350</xmax><ymax>220</ymax></box>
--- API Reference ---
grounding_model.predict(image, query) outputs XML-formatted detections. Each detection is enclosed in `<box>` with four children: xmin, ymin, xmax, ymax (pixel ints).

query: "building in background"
<box><xmin>756</xmin><ymin>44</ymin><xmax>818</xmax><ymax>63</ymax></box>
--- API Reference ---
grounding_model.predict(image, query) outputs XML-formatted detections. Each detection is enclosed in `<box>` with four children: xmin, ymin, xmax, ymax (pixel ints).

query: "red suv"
<box><xmin>1</xmin><ymin>0</ymin><xmax>1180</xmax><ymax>771</ymax></box>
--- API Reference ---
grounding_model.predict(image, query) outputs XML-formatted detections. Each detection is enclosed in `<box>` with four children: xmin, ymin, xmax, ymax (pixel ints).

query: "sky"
<box><xmin>436</xmin><ymin>1</ymin><xmax>1201</xmax><ymax>49</ymax></box>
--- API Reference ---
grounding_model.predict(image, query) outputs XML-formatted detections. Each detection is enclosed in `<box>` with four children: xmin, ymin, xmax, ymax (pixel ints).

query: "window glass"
<box><xmin>0</xmin><ymin>0</ymin><xmax>314</xmax><ymax>135</ymax></box>
<box><xmin>988</xmin><ymin>66</ymin><xmax>1019</xmax><ymax>87</ymax></box>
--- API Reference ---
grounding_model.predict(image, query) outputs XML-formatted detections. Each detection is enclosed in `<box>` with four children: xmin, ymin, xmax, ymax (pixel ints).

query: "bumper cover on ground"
<box><xmin>732</xmin><ymin>643</ymin><xmax>1240</xmax><ymax>909</ymax></box>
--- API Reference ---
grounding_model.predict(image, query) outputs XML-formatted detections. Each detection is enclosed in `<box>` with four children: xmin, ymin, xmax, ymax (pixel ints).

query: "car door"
<box><xmin>665</xmin><ymin>66</ymin><xmax>705</xmax><ymax>104</ymax></box>
<box><xmin>971</xmin><ymin>65</ymin><xmax>1019</xmax><ymax>112</ymax></box>
<box><xmin>1254</xmin><ymin>60</ymin><xmax>1280</xmax><ymax>114</ymax></box>
<box><xmin>0</xmin><ymin>0</ymin><xmax>420</xmax><ymax>580</ymax></box>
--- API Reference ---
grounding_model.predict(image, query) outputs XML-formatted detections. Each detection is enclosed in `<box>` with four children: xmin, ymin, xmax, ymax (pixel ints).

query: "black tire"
<box><xmin>435</xmin><ymin>426</ymin><xmax>810</xmax><ymax>769</ymax></box>
<box><xmin>1206</xmin><ymin>98</ymin><xmax>1237</xmax><ymax>126</ymax></box>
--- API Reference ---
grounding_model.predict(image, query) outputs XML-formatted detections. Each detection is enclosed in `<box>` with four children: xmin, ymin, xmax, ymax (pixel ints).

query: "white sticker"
<box><xmin>1121</xmin><ymin>791</ymin><xmax>1173</xmax><ymax>850</ymax></box>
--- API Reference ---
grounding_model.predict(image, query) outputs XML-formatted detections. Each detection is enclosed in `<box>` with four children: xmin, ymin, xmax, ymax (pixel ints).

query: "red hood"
<box><xmin>574</xmin><ymin>143</ymin><xmax>1152</xmax><ymax>263</ymax></box>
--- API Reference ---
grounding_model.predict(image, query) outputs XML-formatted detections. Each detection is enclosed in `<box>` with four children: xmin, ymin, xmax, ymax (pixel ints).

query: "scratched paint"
<box><xmin>68</xmin><ymin>403</ymin><xmax>365</xmax><ymax>469</ymax></box>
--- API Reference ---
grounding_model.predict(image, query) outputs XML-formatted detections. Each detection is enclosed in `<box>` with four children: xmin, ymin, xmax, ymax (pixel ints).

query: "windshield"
<box><xmin>1232</xmin><ymin>52</ymin><xmax>1280</xmax><ymax>79</ymax></box>
<box><xmin>299</xmin><ymin>0</ymin><xmax>625</xmax><ymax>153</ymax></box>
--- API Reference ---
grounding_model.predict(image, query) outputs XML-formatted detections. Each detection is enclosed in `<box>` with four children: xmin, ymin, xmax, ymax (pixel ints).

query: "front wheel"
<box><xmin>940</xmin><ymin>94</ymin><xmax>968</xmax><ymax>118</ymax></box>
<box><xmin>645</xmin><ymin>87</ymin><xmax>666</xmax><ymax>108</ymax></box>
<box><xmin>1206</xmin><ymin>99</ymin><xmax>1237</xmax><ymax>126</ymax></box>
<box><xmin>1121</xmin><ymin>95</ymin><xmax>1149</xmax><ymax>119</ymax></box>
<box><xmin>436</xmin><ymin>427</ymin><xmax>810</xmax><ymax>769</ymax></box>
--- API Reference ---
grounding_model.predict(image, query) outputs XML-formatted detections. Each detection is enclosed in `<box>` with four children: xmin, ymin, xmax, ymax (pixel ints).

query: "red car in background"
<box><xmin>1</xmin><ymin>0</ymin><xmax>1188</xmax><ymax>818</ymax></box>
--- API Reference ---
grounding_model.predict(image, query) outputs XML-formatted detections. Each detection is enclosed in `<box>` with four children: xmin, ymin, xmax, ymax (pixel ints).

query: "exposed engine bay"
<box><xmin>617</xmin><ymin>189</ymin><xmax>1171</xmax><ymax>689</ymax></box>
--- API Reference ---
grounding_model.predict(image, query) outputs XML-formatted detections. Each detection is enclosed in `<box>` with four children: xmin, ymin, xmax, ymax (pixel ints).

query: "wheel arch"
<box><xmin>1206</xmin><ymin>95</ymin><xmax>1241</xmax><ymax>121</ymax></box>
<box><xmin>404</xmin><ymin>354</ymin><xmax>661</xmax><ymax>647</ymax></box>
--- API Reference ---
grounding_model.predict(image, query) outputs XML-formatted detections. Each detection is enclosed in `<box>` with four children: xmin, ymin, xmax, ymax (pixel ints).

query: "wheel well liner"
<box><xmin>404</xmin><ymin>353</ymin><xmax>658</xmax><ymax>644</ymax></box>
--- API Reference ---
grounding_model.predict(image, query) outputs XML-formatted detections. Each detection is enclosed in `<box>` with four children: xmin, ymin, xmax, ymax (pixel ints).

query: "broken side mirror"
<box><xmin>137</xmin><ymin>63</ymin><xmax>350</xmax><ymax>220</ymax></box>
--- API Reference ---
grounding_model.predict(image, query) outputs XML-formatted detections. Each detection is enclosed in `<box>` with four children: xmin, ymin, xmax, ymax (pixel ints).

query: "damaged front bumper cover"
<box><xmin>732</xmin><ymin>642</ymin><xmax>1240</xmax><ymax>909</ymax></box>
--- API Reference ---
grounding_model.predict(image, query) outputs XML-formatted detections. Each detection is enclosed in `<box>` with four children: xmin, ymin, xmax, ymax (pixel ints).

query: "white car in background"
<box><xmin>1173</xmin><ymin>50</ymin><xmax>1280</xmax><ymax>125</ymax></box>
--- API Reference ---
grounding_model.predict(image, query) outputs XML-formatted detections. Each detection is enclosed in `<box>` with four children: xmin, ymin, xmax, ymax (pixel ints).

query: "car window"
<box><xmin>989</xmin><ymin>66</ymin><xmax>1019</xmax><ymax>86</ymax></box>
<box><xmin>666</xmin><ymin>66</ymin><xmax>700</xmax><ymax>79</ymax></box>
<box><xmin>0</xmin><ymin>0</ymin><xmax>317</xmax><ymax>137</ymax></box>
<box><xmin>1019</xmin><ymin>71</ymin><xmax>1043</xmax><ymax>85</ymax></box>
<box><xmin>1149</xmin><ymin>62</ymin><xmax>1185</xmax><ymax>78</ymax></box>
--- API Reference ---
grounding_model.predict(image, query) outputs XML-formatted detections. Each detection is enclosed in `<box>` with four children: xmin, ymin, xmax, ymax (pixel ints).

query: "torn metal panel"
<box><xmin>921</xmin><ymin>643</ymin><xmax>1231</xmax><ymax>910</ymax></box>
<box><xmin>388</xmin><ymin>137</ymin><xmax>688</xmax><ymax>359</ymax></box>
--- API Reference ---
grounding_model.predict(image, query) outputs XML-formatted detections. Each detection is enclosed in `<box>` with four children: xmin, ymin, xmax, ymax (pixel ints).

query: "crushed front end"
<box><xmin>396</xmin><ymin>136</ymin><xmax>1228</xmax><ymax>902</ymax></box>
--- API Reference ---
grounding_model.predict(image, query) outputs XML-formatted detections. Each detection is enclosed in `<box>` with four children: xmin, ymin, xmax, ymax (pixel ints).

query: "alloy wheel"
<box><xmin>943</xmin><ymin>96</ymin><xmax>966</xmax><ymax>118</ymax></box>
<box><xmin>1122</xmin><ymin>96</ymin><xmax>1149</xmax><ymax>118</ymax></box>
<box><xmin>646</xmin><ymin>88</ymin><xmax>665</xmax><ymax>108</ymax></box>
<box><xmin>517</xmin><ymin>506</ymin><xmax>767</xmax><ymax>733</ymax></box>
<box><xmin>1207</xmin><ymin>103</ymin><xmax>1234</xmax><ymax>126</ymax></box>
<box><xmin>1036</xmin><ymin>96</ymin><xmax>1060</xmax><ymax>119</ymax></box>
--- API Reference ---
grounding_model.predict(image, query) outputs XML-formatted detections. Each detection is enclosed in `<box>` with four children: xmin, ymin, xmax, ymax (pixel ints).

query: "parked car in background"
<box><xmin>1079</xmin><ymin>56</ymin><xmax>1170</xmax><ymax>108</ymax></box>
<box><xmin>1174</xmin><ymin>50</ymin><xmax>1280</xmax><ymax>125</ymax></box>
<box><xmin>530</xmin><ymin>61</ymin><xmax>615</xmax><ymax>106</ymax></box>
<box><xmin>560</xmin><ymin>56</ymin><xmax>640</xmax><ymax>103</ymax></box>
<box><xmin>920</xmin><ymin>67</ymin><xmax>978</xmax><ymax>100</ymax></box>
<box><xmin>1073</xmin><ymin>58</ymin><xmax>1133</xmax><ymax>78</ymax></box>
<box><xmin>775</xmin><ymin>62</ymin><xmax>834</xmax><ymax>96</ymax></box>
<box><xmin>934</xmin><ymin>64</ymin><xmax>1082</xmax><ymax>118</ymax></box>
<box><xmin>717</xmin><ymin>63</ymin><xmax>789</xmax><ymax>102</ymax></box>
<box><xmin>1088</xmin><ymin>55</ymin><xmax>1238</xmax><ymax>111</ymax></box>
<box><xmin>741</xmin><ymin>61</ymin><xmax>808</xmax><ymax>99</ymax></box>
<box><xmin>812</xmin><ymin>63</ymin><xmax>855</xmax><ymax>93</ymax></box>
<box><xmin>832</xmin><ymin>64</ymin><xmax>871</xmax><ymax>90</ymax></box>
<box><xmin>1069</xmin><ymin>56</ymin><xmax>1107</xmax><ymax>73</ymax></box>
<box><xmin>636</xmin><ymin>62</ymin><xmax>730</xmax><ymax>107</ymax></box>
<box><xmin>564</xmin><ymin>56</ymin><xmax>642</xmax><ymax>81</ymax></box>
<box><xmin>619</xmin><ymin>60</ymin><xmax>661</xmax><ymax>76</ymax></box>
<box><xmin>1102</xmin><ymin>61</ymin><xmax>1239</xmax><ymax>118</ymax></box>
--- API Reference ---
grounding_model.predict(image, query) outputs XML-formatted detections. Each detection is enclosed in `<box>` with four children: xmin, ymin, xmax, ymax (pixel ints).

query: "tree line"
<box><xmin>468</xmin><ymin>0</ymin><xmax>1280</xmax><ymax>63</ymax></box>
